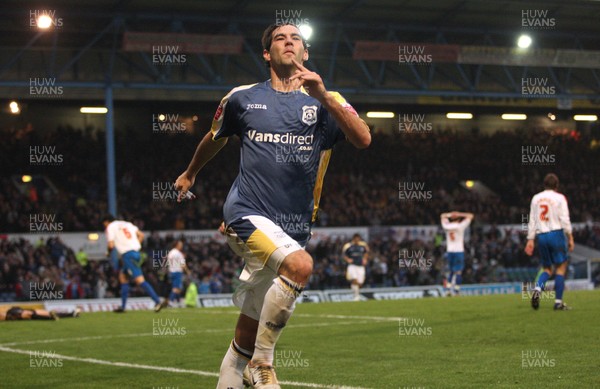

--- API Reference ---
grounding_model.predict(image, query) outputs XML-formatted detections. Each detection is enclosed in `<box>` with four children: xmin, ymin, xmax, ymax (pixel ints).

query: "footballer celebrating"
<box><xmin>175</xmin><ymin>23</ymin><xmax>370</xmax><ymax>389</ymax></box>
<box><xmin>440</xmin><ymin>211</ymin><xmax>474</xmax><ymax>296</ymax></box>
<box><xmin>342</xmin><ymin>233</ymin><xmax>370</xmax><ymax>301</ymax></box>
<box><xmin>525</xmin><ymin>173</ymin><xmax>574</xmax><ymax>310</ymax></box>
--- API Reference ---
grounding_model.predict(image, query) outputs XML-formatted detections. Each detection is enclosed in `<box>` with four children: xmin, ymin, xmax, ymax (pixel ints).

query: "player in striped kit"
<box><xmin>102</xmin><ymin>215</ymin><xmax>167</xmax><ymax>313</ymax></box>
<box><xmin>525</xmin><ymin>173</ymin><xmax>574</xmax><ymax>310</ymax></box>
<box><xmin>167</xmin><ymin>240</ymin><xmax>190</xmax><ymax>307</ymax></box>
<box><xmin>440</xmin><ymin>211</ymin><xmax>474</xmax><ymax>296</ymax></box>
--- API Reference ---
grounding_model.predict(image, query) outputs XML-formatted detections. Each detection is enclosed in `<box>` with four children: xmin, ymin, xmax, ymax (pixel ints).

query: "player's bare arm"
<box><xmin>524</xmin><ymin>239</ymin><xmax>535</xmax><ymax>256</ymax></box>
<box><xmin>566</xmin><ymin>233</ymin><xmax>574</xmax><ymax>252</ymax></box>
<box><xmin>290</xmin><ymin>59</ymin><xmax>370</xmax><ymax>149</ymax></box>
<box><xmin>175</xmin><ymin>132</ymin><xmax>228</xmax><ymax>201</ymax></box>
<box><xmin>459</xmin><ymin>212</ymin><xmax>474</xmax><ymax>219</ymax></box>
<box><xmin>136</xmin><ymin>230</ymin><xmax>144</xmax><ymax>243</ymax></box>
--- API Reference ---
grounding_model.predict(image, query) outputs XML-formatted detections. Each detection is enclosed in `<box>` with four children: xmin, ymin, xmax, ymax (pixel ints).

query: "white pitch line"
<box><xmin>0</xmin><ymin>346</ymin><xmax>371</xmax><ymax>389</ymax></box>
<box><xmin>294</xmin><ymin>313</ymin><xmax>406</xmax><ymax>322</ymax></box>
<box><xmin>0</xmin><ymin>320</ymin><xmax>379</xmax><ymax>347</ymax></box>
<box><xmin>202</xmin><ymin>310</ymin><xmax>405</xmax><ymax>322</ymax></box>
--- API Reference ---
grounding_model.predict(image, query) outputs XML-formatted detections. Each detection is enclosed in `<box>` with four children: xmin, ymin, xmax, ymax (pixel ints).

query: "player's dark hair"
<box><xmin>101</xmin><ymin>214</ymin><xmax>115</xmax><ymax>224</ymax></box>
<box><xmin>261</xmin><ymin>23</ymin><xmax>308</xmax><ymax>68</ymax></box>
<box><xmin>352</xmin><ymin>233</ymin><xmax>361</xmax><ymax>240</ymax></box>
<box><xmin>543</xmin><ymin>173</ymin><xmax>559</xmax><ymax>190</ymax></box>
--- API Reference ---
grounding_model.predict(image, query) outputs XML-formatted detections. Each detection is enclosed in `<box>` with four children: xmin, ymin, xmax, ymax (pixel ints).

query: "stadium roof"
<box><xmin>1</xmin><ymin>0</ymin><xmax>600</xmax><ymax>103</ymax></box>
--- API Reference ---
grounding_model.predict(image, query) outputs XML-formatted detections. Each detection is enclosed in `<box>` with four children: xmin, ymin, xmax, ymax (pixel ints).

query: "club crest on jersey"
<box><xmin>301</xmin><ymin>105</ymin><xmax>318</xmax><ymax>126</ymax></box>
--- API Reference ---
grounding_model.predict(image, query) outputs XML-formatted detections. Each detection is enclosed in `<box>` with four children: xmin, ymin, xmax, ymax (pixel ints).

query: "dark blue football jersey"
<box><xmin>211</xmin><ymin>80</ymin><xmax>358</xmax><ymax>244</ymax></box>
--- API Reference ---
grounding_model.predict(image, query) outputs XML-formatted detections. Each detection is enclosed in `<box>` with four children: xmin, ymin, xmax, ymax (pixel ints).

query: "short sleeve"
<box><xmin>105</xmin><ymin>223</ymin><xmax>115</xmax><ymax>242</ymax></box>
<box><xmin>211</xmin><ymin>93</ymin><xmax>239</xmax><ymax>140</ymax></box>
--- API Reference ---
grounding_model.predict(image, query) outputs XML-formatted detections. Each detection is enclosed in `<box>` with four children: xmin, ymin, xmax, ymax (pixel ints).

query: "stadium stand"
<box><xmin>2</xmin><ymin>126</ymin><xmax>599</xmax><ymax>299</ymax></box>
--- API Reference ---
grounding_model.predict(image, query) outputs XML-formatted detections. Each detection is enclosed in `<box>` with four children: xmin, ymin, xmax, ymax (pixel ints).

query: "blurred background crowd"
<box><xmin>1</xmin><ymin>126</ymin><xmax>599</xmax><ymax>300</ymax></box>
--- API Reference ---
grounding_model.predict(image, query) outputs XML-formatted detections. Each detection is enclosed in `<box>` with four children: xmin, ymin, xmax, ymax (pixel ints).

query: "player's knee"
<box><xmin>279</xmin><ymin>250</ymin><xmax>313</xmax><ymax>285</ymax></box>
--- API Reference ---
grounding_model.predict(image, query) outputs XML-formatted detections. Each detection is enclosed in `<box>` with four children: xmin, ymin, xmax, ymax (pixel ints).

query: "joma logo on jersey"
<box><xmin>248</xmin><ymin>129</ymin><xmax>314</xmax><ymax>145</ymax></box>
<box><xmin>246</xmin><ymin>103</ymin><xmax>267</xmax><ymax>110</ymax></box>
<box><xmin>301</xmin><ymin>105</ymin><xmax>318</xmax><ymax>125</ymax></box>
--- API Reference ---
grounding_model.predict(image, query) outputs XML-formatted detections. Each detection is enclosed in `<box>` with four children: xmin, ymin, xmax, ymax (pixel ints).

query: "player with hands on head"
<box><xmin>440</xmin><ymin>211</ymin><xmax>474</xmax><ymax>296</ymax></box>
<box><xmin>175</xmin><ymin>22</ymin><xmax>370</xmax><ymax>389</ymax></box>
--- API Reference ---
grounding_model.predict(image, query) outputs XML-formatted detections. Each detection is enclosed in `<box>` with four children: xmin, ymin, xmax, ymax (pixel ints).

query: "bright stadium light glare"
<box><xmin>88</xmin><ymin>233</ymin><xmax>99</xmax><ymax>241</ymax></box>
<box><xmin>299</xmin><ymin>24</ymin><xmax>313</xmax><ymax>40</ymax></box>
<box><xmin>501</xmin><ymin>114</ymin><xmax>527</xmax><ymax>120</ymax></box>
<box><xmin>366</xmin><ymin>111</ymin><xmax>395</xmax><ymax>118</ymax></box>
<box><xmin>37</xmin><ymin>14</ymin><xmax>53</xmax><ymax>29</ymax></box>
<box><xmin>80</xmin><ymin>107</ymin><xmax>108</xmax><ymax>114</ymax></box>
<box><xmin>465</xmin><ymin>180</ymin><xmax>475</xmax><ymax>188</ymax></box>
<box><xmin>22</xmin><ymin>175</ymin><xmax>32</xmax><ymax>183</ymax></box>
<box><xmin>573</xmin><ymin>114</ymin><xmax>598</xmax><ymax>121</ymax></box>
<box><xmin>517</xmin><ymin>34</ymin><xmax>532</xmax><ymax>48</ymax></box>
<box><xmin>9</xmin><ymin>101</ymin><xmax>20</xmax><ymax>114</ymax></box>
<box><xmin>446</xmin><ymin>113</ymin><xmax>473</xmax><ymax>119</ymax></box>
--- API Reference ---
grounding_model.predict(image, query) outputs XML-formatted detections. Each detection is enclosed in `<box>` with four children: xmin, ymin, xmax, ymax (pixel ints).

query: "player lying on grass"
<box><xmin>0</xmin><ymin>306</ymin><xmax>81</xmax><ymax>321</ymax></box>
<box><xmin>175</xmin><ymin>22</ymin><xmax>370</xmax><ymax>389</ymax></box>
<box><xmin>525</xmin><ymin>173</ymin><xmax>574</xmax><ymax>311</ymax></box>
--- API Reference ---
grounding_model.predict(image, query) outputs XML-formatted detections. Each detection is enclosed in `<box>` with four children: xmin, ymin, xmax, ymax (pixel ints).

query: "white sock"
<box><xmin>217</xmin><ymin>340</ymin><xmax>252</xmax><ymax>389</ymax></box>
<box><xmin>253</xmin><ymin>276</ymin><xmax>301</xmax><ymax>365</ymax></box>
<box><xmin>351</xmin><ymin>283</ymin><xmax>359</xmax><ymax>298</ymax></box>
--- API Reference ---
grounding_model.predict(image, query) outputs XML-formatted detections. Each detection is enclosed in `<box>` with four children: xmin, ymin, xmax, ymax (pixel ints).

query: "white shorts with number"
<box><xmin>225</xmin><ymin>215</ymin><xmax>304</xmax><ymax>321</ymax></box>
<box><xmin>346</xmin><ymin>264</ymin><xmax>365</xmax><ymax>285</ymax></box>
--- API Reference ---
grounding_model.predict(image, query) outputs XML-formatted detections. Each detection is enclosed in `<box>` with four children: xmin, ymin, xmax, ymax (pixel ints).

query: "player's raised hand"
<box><xmin>174</xmin><ymin>172</ymin><xmax>196</xmax><ymax>203</ymax></box>
<box><xmin>290</xmin><ymin>59</ymin><xmax>327</xmax><ymax>100</ymax></box>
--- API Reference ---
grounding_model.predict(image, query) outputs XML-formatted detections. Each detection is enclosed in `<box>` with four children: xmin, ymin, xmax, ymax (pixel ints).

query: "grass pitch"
<box><xmin>1</xmin><ymin>290</ymin><xmax>598</xmax><ymax>388</ymax></box>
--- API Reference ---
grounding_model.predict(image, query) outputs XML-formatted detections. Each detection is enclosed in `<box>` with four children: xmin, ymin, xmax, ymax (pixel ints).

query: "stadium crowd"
<box><xmin>1</xmin><ymin>125</ymin><xmax>599</xmax><ymax>300</ymax></box>
<box><xmin>1</xmin><ymin>125</ymin><xmax>599</xmax><ymax>232</ymax></box>
<box><xmin>2</xmin><ymin>223</ymin><xmax>598</xmax><ymax>301</ymax></box>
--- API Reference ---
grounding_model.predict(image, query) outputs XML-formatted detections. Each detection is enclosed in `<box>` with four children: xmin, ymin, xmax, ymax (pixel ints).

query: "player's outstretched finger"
<box><xmin>292</xmin><ymin>58</ymin><xmax>307</xmax><ymax>71</ymax></box>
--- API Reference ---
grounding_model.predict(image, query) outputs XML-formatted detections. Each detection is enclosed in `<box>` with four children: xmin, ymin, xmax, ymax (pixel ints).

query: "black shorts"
<box><xmin>5</xmin><ymin>307</ymin><xmax>32</xmax><ymax>320</ymax></box>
